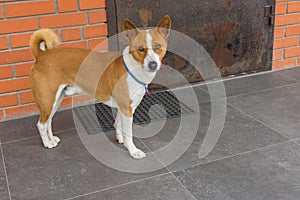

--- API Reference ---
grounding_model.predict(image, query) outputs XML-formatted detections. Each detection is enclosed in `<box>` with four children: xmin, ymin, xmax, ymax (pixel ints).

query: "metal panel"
<box><xmin>106</xmin><ymin>0</ymin><xmax>275</xmax><ymax>86</ymax></box>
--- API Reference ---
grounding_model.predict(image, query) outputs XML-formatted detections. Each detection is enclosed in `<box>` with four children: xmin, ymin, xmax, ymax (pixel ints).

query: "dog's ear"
<box><xmin>156</xmin><ymin>15</ymin><xmax>171</xmax><ymax>38</ymax></box>
<box><xmin>124</xmin><ymin>19</ymin><xmax>139</xmax><ymax>41</ymax></box>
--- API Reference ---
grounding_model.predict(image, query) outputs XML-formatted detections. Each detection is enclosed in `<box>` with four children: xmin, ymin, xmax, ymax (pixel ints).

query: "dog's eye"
<box><xmin>155</xmin><ymin>43</ymin><xmax>161</xmax><ymax>50</ymax></box>
<box><xmin>138</xmin><ymin>46</ymin><xmax>145</xmax><ymax>52</ymax></box>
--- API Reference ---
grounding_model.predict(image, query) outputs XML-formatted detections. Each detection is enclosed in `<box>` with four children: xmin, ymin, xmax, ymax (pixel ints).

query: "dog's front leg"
<box><xmin>114</xmin><ymin>110</ymin><xmax>123</xmax><ymax>144</ymax></box>
<box><xmin>120</xmin><ymin>112</ymin><xmax>146</xmax><ymax>159</ymax></box>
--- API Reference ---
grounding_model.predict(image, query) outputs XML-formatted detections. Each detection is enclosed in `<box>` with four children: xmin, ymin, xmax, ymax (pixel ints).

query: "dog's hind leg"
<box><xmin>37</xmin><ymin>112</ymin><xmax>59</xmax><ymax>149</ymax></box>
<box><xmin>114</xmin><ymin>110</ymin><xmax>124</xmax><ymax>144</ymax></box>
<box><xmin>37</xmin><ymin>120</ymin><xmax>51</xmax><ymax>148</ymax></box>
<box><xmin>35</xmin><ymin>84</ymin><xmax>66</xmax><ymax>148</ymax></box>
<box><xmin>46</xmin><ymin>85</ymin><xmax>66</xmax><ymax>145</ymax></box>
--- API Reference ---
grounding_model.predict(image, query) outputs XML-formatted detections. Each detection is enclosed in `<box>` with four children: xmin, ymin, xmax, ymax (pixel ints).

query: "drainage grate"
<box><xmin>74</xmin><ymin>90</ymin><xmax>194</xmax><ymax>134</ymax></box>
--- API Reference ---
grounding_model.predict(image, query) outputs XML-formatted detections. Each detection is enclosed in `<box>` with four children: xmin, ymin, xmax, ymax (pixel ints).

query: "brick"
<box><xmin>60</xmin><ymin>41</ymin><xmax>87</xmax><ymax>49</ymax></box>
<box><xmin>275</xmin><ymin>3</ymin><xmax>286</xmax><ymax>14</ymax></box>
<box><xmin>276</xmin><ymin>0</ymin><xmax>289</xmax><ymax>2</ymax></box>
<box><xmin>272</xmin><ymin>49</ymin><xmax>283</xmax><ymax>61</ymax></box>
<box><xmin>5</xmin><ymin>104</ymin><xmax>38</xmax><ymax>119</ymax></box>
<box><xmin>0</xmin><ymin>77</ymin><xmax>30</xmax><ymax>93</ymax></box>
<box><xmin>83</xmin><ymin>24</ymin><xmax>108</xmax><ymax>39</ymax></box>
<box><xmin>61</xmin><ymin>28</ymin><xmax>81</xmax><ymax>41</ymax></box>
<box><xmin>0</xmin><ymin>94</ymin><xmax>18</xmax><ymax>108</ymax></box>
<box><xmin>0</xmin><ymin>36</ymin><xmax>8</xmax><ymax>50</ymax></box>
<box><xmin>284</xmin><ymin>46</ymin><xmax>300</xmax><ymax>58</ymax></box>
<box><xmin>0</xmin><ymin>6</ymin><xmax>3</xmax><ymax>19</ymax></box>
<box><xmin>61</xmin><ymin>97</ymin><xmax>72</xmax><ymax>106</ymax></box>
<box><xmin>286</xmin><ymin>25</ymin><xmax>300</xmax><ymax>36</ymax></box>
<box><xmin>57</xmin><ymin>0</ymin><xmax>78</xmax><ymax>12</ymax></box>
<box><xmin>79</xmin><ymin>0</ymin><xmax>105</xmax><ymax>10</ymax></box>
<box><xmin>61</xmin><ymin>95</ymin><xmax>93</xmax><ymax>106</ymax></box>
<box><xmin>73</xmin><ymin>95</ymin><xmax>93</xmax><ymax>104</ymax></box>
<box><xmin>274</xmin><ymin>27</ymin><xmax>285</xmax><ymax>38</ymax></box>
<box><xmin>0</xmin><ymin>17</ymin><xmax>38</xmax><ymax>34</ymax></box>
<box><xmin>0</xmin><ymin>66</ymin><xmax>13</xmax><ymax>79</ymax></box>
<box><xmin>275</xmin><ymin>13</ymin><xmax>300</xmax><ymax>26</ymax></box>
<box><xmin>288</xmin><ymin>2</ymin><xmax>300</xmax><ymax>13</ymax></box>
<box><xmin>0</xmin><ymin>110</ymin><xmax>3</xmax><ymax>121</ymax></box>
<box><xmin>19</xmin><ymin>90</ymin><xmax>34</xmax><ymax>104</ymax></box>
<box><xmin>40</xmin><ymin>12</ymin><xmax>86</xmax><ymax>28</ymax></box>
<box><xmin>273</xmin><ymin>57</ymin><xmax>297</xmax><ymax>70</ymax></box>
<box><xmin>0</xmin><ymin>48</ymin><xmax>33</xmax><ymax>65</ymax></box>
<box><xmin>15</xmin><ymin>62</ymin><xmax>33</xmax><ymax>77</ymax></box>
<box><xmin>273</xmin><ymin>37</ymin><xmax>299</xmax><ymax>49</ymax></box>
<box><xmin>88</xmin><ymin>10</ymin><xmax>107</xmax><ymax>24</ymax></box>
<box><xmin>89</xmin><ymin>38</ymin><xmax>109</xmax><ymax>50</ymax></box>
<box><xmin>4</xmin><ymin>1</ymin><xmax>55</xmax><ymax>18</ymax></box>
<box><xmin>10</xmin><ymin>32</ymin><xmax>32</xmax><ymax>48</ymax></box>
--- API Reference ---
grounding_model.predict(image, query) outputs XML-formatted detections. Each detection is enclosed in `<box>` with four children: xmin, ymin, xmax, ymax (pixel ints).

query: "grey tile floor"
<box><xmin>0</xmin><ymin>67</ymin><xmax>299</xmax><ymax>200</ymax></box>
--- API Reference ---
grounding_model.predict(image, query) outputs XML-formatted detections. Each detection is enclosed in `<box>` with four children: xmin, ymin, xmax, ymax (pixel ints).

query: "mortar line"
<box><xmin>1</xmin><ymin>4</ymin><xmax>6</xmax><ymax>19</ymax></box>
<box><xmin>292</xmin><ymin>138</ymin><xmax>300</xmax><ymax>148</ymax></box>
<box><xmin>67</xmin><ymin>131</ymin><xmax>290</xmax><ymax>199</ymax></box>
<box><xmin>75</xmin><ymin>0</ymin><xmax>80</xmax><ymax>11</ymax></box>
<box><xmin>0</xmin><ymin>25</ymin><xmax>88</xmax><ymax>37</ymax></box>
<box><xmin>0</xmin><ymin>46</ymin><xmax>32</xmax><ymax>52</ymax></box>
<box><xmin>169</xmin><ymin>171</ymin><xmax>197</xmax><ymax>200</ymax></box>
<box><xmin>58</xmin><ymin>29</ymin><xmax>62</xmax><ymax>42</ymax></box>
<box><xmin>37</xmin><ymin>17</ymin><xmax>41</xmax><ymax>29</ymax></box>
<box><xmin>0</xmin><ymin>0</ymin><xmax>40</xmax><ymax>5</ymax></box>
<box><xmin>2</xmin><ymin>109</ymin><xmax>6</xmax><ymax>120</ymax></box>
<box><xmin>0</xmin><ymin>143</ymin><xmax>11</xmax><ymax>200</ymax></box>
<box><xmin>1</xmin><ymin>127</ymin><xmax>77</xmax><ymax>145</ymax></box>
<box><xmin>16</xmin><ymin>92</ymin><xmax>21</xmax><ymax>106</ymax></box>
<box><xmin>6</xmin><ymin>35</ymin><xmax>11</xmax><ymax>50</ymax></box>
<box><xmin>53</xmin><ymin>0</ymin><xmax>58</xmax><ymax>13</ymax></box>
<box><xmin>64</xmin><ymin>171</ymin><xmax>172</xmax><ymax>200</ymax></box>
<box><xmin>175</xmin><ymin>81</ymin><xmax>298</xmax><ymax>105</ymax></box>
<box><xmin>280</xmin><ymin>73</ymin><xmax>300</xmax><ymax>83</ymax></box>
<box><xmin>0</xmin><ymin>91</ymin><xmax>19</xmax><ymax>97</ymax></box>
<box><xmin>170</xmin><ymin>139</ymin><xmax>291</xmax><ymax>175</ymax></box>
<box><xmin>0</xmin><ymin>8</ymin><xmax>91</xmax><ymax>20</ymax></box>
<box><xmin>0</xmin><ymin>100</ymin><xmax>94</xmax><ymax>123</ymax></box>
<box><xmin>85</xmin><ymin>11</ymin><xmax>90</xmax><ymax>24</ymax></box>
<box><xmin>137</xmin><ymin>139</ymin><xmax>197</xmax><ymax>200</ymax></box>
<box><xmin>168</xmin><ymin>67</ymin><xmax>299</xmax><ymax>93</ymax></box>
<box><xmin>215</xmin><ymin>82</ymin><xmax>298</xmax><ymax>101</ymax></box>
<box><xmin>228</xmin><ymin>102</ymin><xmax>293</xmax><ymax>141</ymax></box>
<box><xmin>0</xmin><ymin>60</ymin><xmax>34</xmax><ymax>67</ymax></box>
<box><xmin>79</xmin><ymin>26</ymin><xmax>84</xmax><ymax>40</ymax></box>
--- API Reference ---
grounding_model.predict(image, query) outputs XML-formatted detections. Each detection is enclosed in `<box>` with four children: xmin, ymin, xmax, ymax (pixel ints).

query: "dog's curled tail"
<box><xmin>30</xmin><ymin>29</ymin><xmax>60</xmax><ymax>58</ymax></box>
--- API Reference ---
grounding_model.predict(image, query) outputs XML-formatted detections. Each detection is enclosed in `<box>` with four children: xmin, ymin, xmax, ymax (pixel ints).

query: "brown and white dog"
<box><xmin>29</xmin><ymin>16</ymin><xmax>171</xmax><ymax>159</ymax></box>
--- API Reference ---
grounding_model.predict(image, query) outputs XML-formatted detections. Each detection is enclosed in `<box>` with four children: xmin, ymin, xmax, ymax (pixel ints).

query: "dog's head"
<box><xmin>124</xmin><ymin>15</ymin><xmax>171</xmax><ymax>72</ymax></box>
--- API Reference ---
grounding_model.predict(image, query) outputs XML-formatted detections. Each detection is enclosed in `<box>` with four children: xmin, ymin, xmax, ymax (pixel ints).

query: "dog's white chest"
<box><xmin>127</xmin><ymin>77</ymin><xmax>146</xmax><ymax>110</ymax></box>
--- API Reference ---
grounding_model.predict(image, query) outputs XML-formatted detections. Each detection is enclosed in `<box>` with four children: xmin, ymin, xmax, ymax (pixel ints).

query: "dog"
<box><xmin>29</xmin><ymin>16</ymin><xmax>171</xmax><ymax>159</ymax></box>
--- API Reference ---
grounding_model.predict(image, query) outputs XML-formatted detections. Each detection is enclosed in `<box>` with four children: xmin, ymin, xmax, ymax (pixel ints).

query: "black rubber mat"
<box><xmin>74</xmin><ymin>90</ymin><xmax>194</xmax><ymax>134</ymax></box>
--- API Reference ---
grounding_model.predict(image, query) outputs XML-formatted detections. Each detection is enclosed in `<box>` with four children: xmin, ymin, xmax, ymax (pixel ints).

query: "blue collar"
<box><xmin>123</xmin><ymin>59</ymin><xmax>150</xmax><ymax>96</ymax></box>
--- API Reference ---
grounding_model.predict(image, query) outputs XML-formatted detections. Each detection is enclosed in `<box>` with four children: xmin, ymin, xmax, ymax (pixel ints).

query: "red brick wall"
<box><xmin>273</xmin><ymin>0</ymin><xmax>300</xmax><ymax>69</ymax></box>
<box><xmin>0</xmin><ymin>0</ymin><xmax>107</xmax><ymax>121</ymax></box>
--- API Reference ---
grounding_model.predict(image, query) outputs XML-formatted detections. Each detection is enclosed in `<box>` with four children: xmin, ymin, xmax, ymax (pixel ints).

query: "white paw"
<box><xmin>116</xmin><ymin>134</ymin><xmax>123</xmax><ymax>144</ymax></box>
<box><xmin>43</xmin><ymin>136</ymin><xmax>60</xmax><ymax>149</ymax></box>
<box><xmin>130</xmin><ymin>149</ymin><xmax>146</xmax><ymax>159</ymax></box>
<box><xmin>53</xmin><ymin>136</ymin><xmax>61</xmax><ymax>143</ymax></box>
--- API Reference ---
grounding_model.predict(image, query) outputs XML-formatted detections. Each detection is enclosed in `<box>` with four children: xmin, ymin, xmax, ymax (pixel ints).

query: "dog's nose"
<box><xmin>148</xmin><ymin>61</ymin><xmax>158</xmax><ymax>71</ymax></box>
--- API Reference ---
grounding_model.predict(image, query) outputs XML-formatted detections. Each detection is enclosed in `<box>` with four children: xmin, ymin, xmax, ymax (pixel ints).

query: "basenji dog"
<box><xmin>29</xmin><ymin>16</ymin><xmax>171</xmax><ymax>159</ymax></box>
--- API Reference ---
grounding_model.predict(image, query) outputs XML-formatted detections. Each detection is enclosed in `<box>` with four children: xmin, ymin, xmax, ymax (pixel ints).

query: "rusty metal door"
<box><xmin>106</xmin><ymin>0</ymin><xmax>275</xmax><ymax>86</ymax></box>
